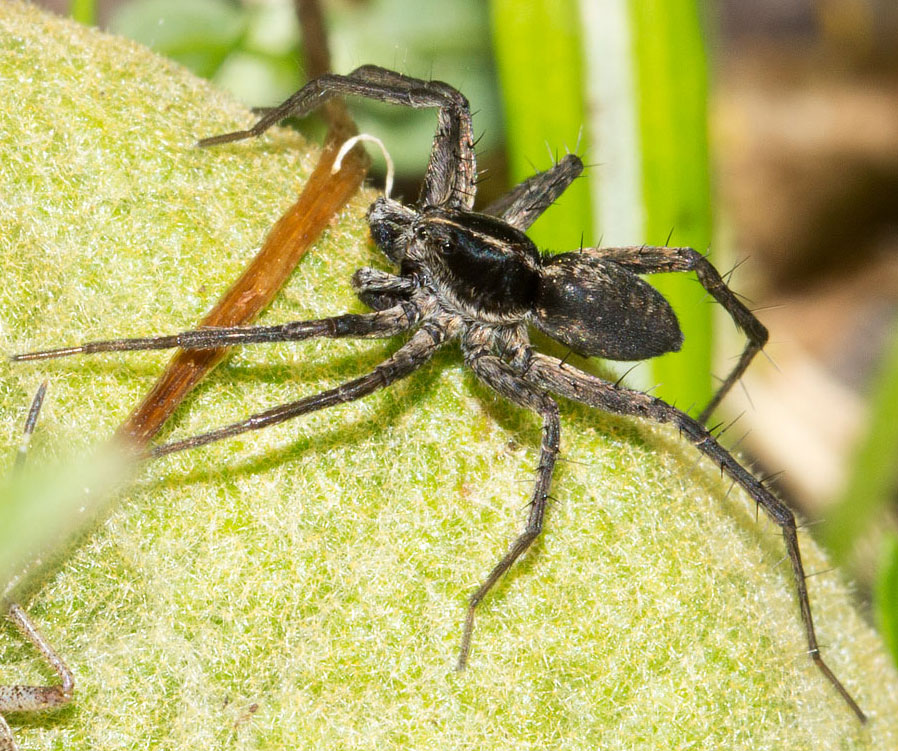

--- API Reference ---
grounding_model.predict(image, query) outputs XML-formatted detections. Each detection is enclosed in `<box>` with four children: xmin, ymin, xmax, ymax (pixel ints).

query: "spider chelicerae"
<box><xmin>11</xmin><ymin>65</ymin><xmax>864</xmax><ymax>723</ymax></box>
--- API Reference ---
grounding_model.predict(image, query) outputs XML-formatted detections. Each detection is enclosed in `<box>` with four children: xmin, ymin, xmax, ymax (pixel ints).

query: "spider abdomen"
<box><xmin>532</xmin><ymin>253</ymin><xmax>683</xmax><ymax>360</ymax></box>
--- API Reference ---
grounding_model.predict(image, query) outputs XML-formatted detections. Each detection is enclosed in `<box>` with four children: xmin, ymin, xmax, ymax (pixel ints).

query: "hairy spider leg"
<box><xmin>587</xmin><ymin>245</ymin><xmax>769</xmax><ymax>423</ymax></box>
<box><xmin>11</xmin><ymin>304</ymin><xmax>419</xmax><ymax>362</ymax></box>
<box><xmin>456</xmin><ymin>354</ymin><xmax>560</xmax><ymax>670</ymax></box>
<box><xmin>148</xmin><ymin>322</ymin><xmax>445</xmax><ymax>458</ymax></box>
<box><xmin>483</xmin><ymin>153</ymin><xmax>585</xmax><ymax>232</ymax></box>
<box><xmin>520</xmin><ymin>351</ymin><xmax>866</xmax><ymax>723</ymax></box>
<box><xmin>0</xmin><ymin>605</ymin><xmax>74</xmax><ymax>751</ymax></box>
<box><xmin>1</xmin><ymin>384</ymin><xmax>75</xmax><ymax>751</ymax></box>
<box><xmin>199</xmin><ymin>65</ymin><xmax>476</xmax><ymax>211</ymax></box>
<box><xmin>12</xmin><ymin>381</ymin><xmax>46</xmax><ymax>473</ymax></box>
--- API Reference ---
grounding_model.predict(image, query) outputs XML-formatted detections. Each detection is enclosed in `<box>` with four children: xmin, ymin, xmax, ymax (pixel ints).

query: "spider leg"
<box><xmin>12</xmin><ymin>304</ymin><xmax>420</xmax><ymax>362</ymax></box>
<box><xmin>482</xmin><ymin>154</ymin><xmax>584</xmax><ymax>231</ymax></box>
<box><xmin>2</xmin><ymin>385</ymin><xmax>74</xmax><ymax>751</ymax></box>
<box><xmin>587</xmin><ymin>245</ymin><xmax>769</xmax><ymax>422</ymax></box>
<box><xmin>150</xmin><ymin>324</ymin><xmax>446</xmax><ymax>459</ymax></box>
<box><xmin>456</xmin><ymin>353</ymin><xmax>560</xmax><ymax>670</ymax></box>
<box><xmin>200</xmin><ymin>65</ymin><xmax>476</xmax><ymax>210</ymax></box>
<box><xmin>350</xmin><ymin>268</ymin><xmax>417</xmax><ymax>311</ymax></box>
<box><xmin>0</xmin><ymin>603</ymin><xmax>74</xmax><ymax>721</ymax></box>
<box><xmin>521</xmin><ymin>351</ymin><xmax>866</xmax><ymax>722</ymax></box>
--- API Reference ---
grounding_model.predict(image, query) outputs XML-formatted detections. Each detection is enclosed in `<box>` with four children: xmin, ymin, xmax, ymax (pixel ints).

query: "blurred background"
<box><xmin>30</xmin><ymin>0</ymin><xmax>898</xmax><ymax>665</ymax></box>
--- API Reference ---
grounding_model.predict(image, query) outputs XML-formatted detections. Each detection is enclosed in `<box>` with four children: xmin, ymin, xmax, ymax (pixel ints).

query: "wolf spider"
<box><xmin>11</xmin><ymin>65</ymin><xmax>864</xmax><ymax>723</ymax></box>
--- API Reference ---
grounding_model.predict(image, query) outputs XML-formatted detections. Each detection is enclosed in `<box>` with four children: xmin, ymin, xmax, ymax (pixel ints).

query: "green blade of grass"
<box><xmin>488</xmin><ymin>0</ymin><xmax>592</xmax><ymax>251</ymax></box>
<box><xmin>876</xmin><ymin>534</ymin><xmax>898</xmax><ymax>668</ymax></box>
<box><xmin>579</xmin><ymin>0</ymin><xmax>644</xmax><ymax>249</ymax></box>
<box><xmin>631</xmin><ymin>0</ymin><xmax>713</xmax><ymax>411</ymax></box>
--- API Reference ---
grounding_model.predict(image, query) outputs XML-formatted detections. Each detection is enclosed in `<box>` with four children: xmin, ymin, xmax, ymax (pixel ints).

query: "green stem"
<box><xmin>489</xmin><ymin>0</ymin><xmax>592</xmax><ymax>251</ymax></box>
<box><xmin>631</xmin><ymin>0</ymin><xmax>713</xmax><ymax>411</ymax></box>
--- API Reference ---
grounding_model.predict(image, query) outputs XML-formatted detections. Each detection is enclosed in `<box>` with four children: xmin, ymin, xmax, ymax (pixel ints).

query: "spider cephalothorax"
<box><xmin>13</xmin><ymin>65</ymin><xmax>865</xmax><ymax>721</ymax></box>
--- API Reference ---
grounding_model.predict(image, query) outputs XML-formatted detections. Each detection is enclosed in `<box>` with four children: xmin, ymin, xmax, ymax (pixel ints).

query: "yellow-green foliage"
<box><xmin>1</xmin><ymin>3</ymin><xmax>897</xmax><ymax>748</ymax></box>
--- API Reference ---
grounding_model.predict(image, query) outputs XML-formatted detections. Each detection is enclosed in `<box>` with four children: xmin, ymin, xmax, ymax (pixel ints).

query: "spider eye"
<box><xmin>414</xmin><ymin>226</ymin><xmax>428</xmax><ymax>241</ymax></box>
<box><xmin>440</xmin><ymin>239</ymin><xmax>453</xmax><ymax>253</ymax></box>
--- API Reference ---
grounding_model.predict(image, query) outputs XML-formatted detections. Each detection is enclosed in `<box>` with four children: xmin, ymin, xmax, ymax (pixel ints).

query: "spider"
<box><xmin>12</xmin><ymin>65</ymin><xmax>864</xmax><ymax>722</ymax></box>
